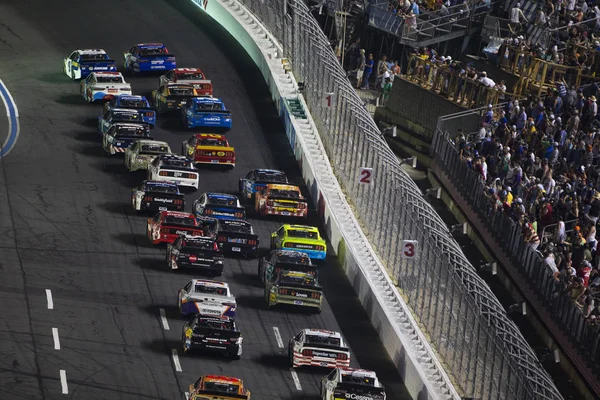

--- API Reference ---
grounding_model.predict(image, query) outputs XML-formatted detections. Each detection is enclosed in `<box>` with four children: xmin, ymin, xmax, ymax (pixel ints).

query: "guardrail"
<box><xmin>195</xmin><ymin>0</ymin><xmax>564</xmax><ymax>399</ymax></box>
<box><xmin>431</xmin><ymin>108</ymin><xmax>600</xmax><ymax>396</ymax></box>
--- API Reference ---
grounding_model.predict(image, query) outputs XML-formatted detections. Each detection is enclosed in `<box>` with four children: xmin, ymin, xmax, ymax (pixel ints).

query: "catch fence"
<box><xmin>238</xmin><ymin>0</ymin><xmax>563</xmax><ymax>398</ymax></box>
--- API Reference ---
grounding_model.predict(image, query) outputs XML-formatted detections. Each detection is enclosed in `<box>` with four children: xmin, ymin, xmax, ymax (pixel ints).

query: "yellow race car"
<box><xmin>270</xmin><ymin>224</ymin><xmax>326</xmax><ymax>260</ymax></box>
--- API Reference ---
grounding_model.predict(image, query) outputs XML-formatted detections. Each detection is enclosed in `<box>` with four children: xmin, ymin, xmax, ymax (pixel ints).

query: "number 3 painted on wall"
<box><xmin>358</xmin><ymin>167</ymin><xmax>373</xmax><ymax>185</ymax></box>
<box><xmin>401</xmin><ymin>240</ymin><xmax>417</xmax><ymax>259</ymax></box>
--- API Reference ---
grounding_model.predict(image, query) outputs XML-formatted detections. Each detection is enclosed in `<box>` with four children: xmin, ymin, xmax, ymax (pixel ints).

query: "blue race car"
<box><xmin>101</xmin><ymin>123</ymin><xmax>152</xmax><ymax>155</ymax></box>
<box><xmin>103</xmin><ymin>95</ymin><xmax>156</xmax><ymax>127</ymax></box>
<box><xmin>181</xmin><ymin>97</ymin><xmax>232</xmax><ymax>131</ymax></box>
<box><xmin>193</xmin><ymin>193</ymin><xmax>246</xmax><ymax>221</ymax></box>
<box><xmin>239</xmin><ymin>169</ymin><xmax>289</xmax><ymax>201</ymax></box>
<box><xmin>63</xmin><ymin>49</ymin><xmax>117</xmax><ymax>80</ymax></box>
<box><xmin>123</xmin><ymin>43</ymin><xmax>176</xmax><ymax>74</ymax></box>
<box><xmin>98</xmin><ymin>108</ymin><xmax>146</xmax><ymax>136</ymax></box>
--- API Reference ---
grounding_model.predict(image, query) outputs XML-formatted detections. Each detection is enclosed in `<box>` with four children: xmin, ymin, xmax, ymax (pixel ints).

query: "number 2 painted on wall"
<box><xmin>358</xmin><ymin>167</ymin><xmax>373</xmax><ymax>185</ymax></box>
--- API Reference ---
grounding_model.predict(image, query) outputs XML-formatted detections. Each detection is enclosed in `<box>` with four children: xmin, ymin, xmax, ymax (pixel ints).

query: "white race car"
<box><xmin>289</xmin><ymin>329</ymin><xmax>350</xmax><ymax>369</ymax></box>
<box><xmin>80</xmin><ymin>72</ymin><xmax>132</xmax><ymax>103</ymax></box>
<box><xmin>125</xmin><ymin>140</ymin><xmax>172</xmax><ymax>172</ymax></box>
<box><xmin>64</xmin><ymin>49</ymin><xmax>117</xmax><ymax>80</ymax></box>
<box><xmin>147</xmin><ymin>154</ymin><xmax>199</xmax><ymax>189</ymax></box>
<box><xmin>321</xmin><ymin>368</ymin><xmax>386</xmax><ymax>400</ymax></box>
<box><xmin>178</xmin><ymin>279</ymin><xmax>237</xmax><ymax>318</ymax></box>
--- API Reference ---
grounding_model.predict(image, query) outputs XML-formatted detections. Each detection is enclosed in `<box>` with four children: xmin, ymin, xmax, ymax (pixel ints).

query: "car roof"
<box><xmin>281</xmin><ymin>271</ymin><xmax>313</xmax><ymax>278</ymax></box>
<box><xmin>165</xmin><ymin>83</ymin><xmax>194</xmax><ymax>88</ymax></box>
<box><xmin>192</xmin><ymin>97</ymin><xmax>222</xmax><ymax>104</ymax></box>
<box><xmin>111</xmin><ymin>123</ymin><xmax>148</xmax><ymax>129</ymax></box>
<box><xmin>338</xmin><ymin>368</ymin><xmax>378</xmax><ymax>378</ymax></box>
<box><xmin>116</xmin><ymin>95</ymin><xmax>146</xmax><ymax>101</ymax></box>
<box><xmin>159</xmin><ymin>154</ymin><xmax>188</xmax><ymax>161</ymax></box>
<box><xmin>194</xmin><ymin>133</ymin><xmax>226</xmax><ymax>139</ymax></box>
<box><xmin>221</xmin><ymin>219</ymin><xmax>251</xmax><ymax>227</ymax></box>
<box><xmin>92</xmin><ymin>71</ymin><xmax>123</xmax><ymax>77</ymax></box>
<box><xmin>77</xmin><ymin>49</ymin><xmax>107</xmax><ymax>55</ymax></box>
<box><xmin>190</xmin><ymin>279</ymin><xmax>229</xmax><ymax>288</ymax></box>
<box><xmin>137</xmin><ymin>42</ymin><xmax>166</xmax><ymax>48</ymax></box>
<box><xmin>284</xmin><ymin>224</ymin><xmax>319</xmax><ymax>232</ymax></box>
<box><xmin>174</xmin><ymin>67</ymin><xmax>203</xmax><ymax>73</ymax></box>
<box><xmin>161</xmin><ymin>211</ymin><xmax>194</xmax><ymax>217</ymax></box>
<box><xmin>136</xmin><ymin>139</ymin><xmax>168</xmax><ymax>146</ymax></box>
<box><xmin>266</xmin><ymin>184</ymin><xmax>300</xmax><ymax>190</ymax></box>
<box><xmin>145</xmin><ymin>180</ymin><xmax>178</xmax><ymax>188</ymax></box>
<box><xmin>206</xmin><ymin>193</ymin><xmax>238</xmax><ymax>200</ymax></box>
<box><xmin>202</xmin><ymin>375</ymin><xmax>242</xmax><ymax>383</ymax></box>
<box><xmin>255</xmin><ymin>168</ymin><xmax>285</xmax><ymax>174</ymax></box>
<box><xmin>274</xmin><ymin>249</ymin><xmax>310</xmax><ymax>258</ymax></box>
<box><xmin>303</xmin><ymin>329</ymin><xmax>342</xmax><ymax>338</ymax></box>
<box><xmin>110</xmin><ymin>108</ymin><xmax>139</xmax><ymax>114</ymax></box>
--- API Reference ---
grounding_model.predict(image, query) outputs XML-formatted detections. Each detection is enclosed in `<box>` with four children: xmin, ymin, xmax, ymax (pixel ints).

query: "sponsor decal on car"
<box><xmin>154</xmin><ymin>198</ymin><xmax>174</xmax><ymax>203</ymax></box>
<box><xmin>345</xmin><ymin>394</ymin><xmax>374</xmax><ymax>400</ymax></box>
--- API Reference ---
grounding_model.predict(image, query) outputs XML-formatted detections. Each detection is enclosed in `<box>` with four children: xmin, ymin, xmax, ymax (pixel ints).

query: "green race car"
<box><xmin>265</xmin><ymin>270</ymin><xmax>322</xmax><ymax>312</ymax></box>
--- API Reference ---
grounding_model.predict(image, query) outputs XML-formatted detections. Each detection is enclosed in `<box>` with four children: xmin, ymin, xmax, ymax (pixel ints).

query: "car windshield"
<box><xmin>280</xmin><ymin>274</ymin><xmax>317</xmax><ymax>286</ymax></box>
<box><xmin>270</xmin><ymin>189</ymin><xmax>299</xmax><ymax>198</ymax></box>
<box><xmin>113</xmin><ymin>111</ymin><xmax>139</xmax><ymax>121</ymax></box>
<box><xmin>305</xmin><ymin>334</ymin><xmax>341</xmax><ymax>347</ymax></box>
<box><xmin>140</xmin><ymin>144</ymin><xmax>168</xmax><ymax>155</ymax></box>
<box><xmin>221</xmin><ymin>221</ymin><xmax>251</xmax><ymax>234</ymax></box>
<box><xmin>120</xmin><ymin>98</ymin><xmax>147</xmax><ymax>108</ymax></box>
<box><xmin>178</xmin><ymin>72</ymin><xmax>204</xmax><ymax>80</ymax></box>
<box><xmin>162</xmin><ymin>159</ymin><xmax>192</xmax><ymax>169</ymax></box>
<box><xmin>114</xmin><ymin>126</ymin><xmax>147</xmax><ymax>137</ymax></box>
<box><xmin>164</xmin><ymin>216</ymin><xmax>195</xmax><ymax>226</ymax></box>
<box><xmin>341</xmin><ymin>375</ymin><xmax>376</xmax><ymax>386</ymax></box>
<box><xmin>256</xmin><ymin>171</ymin><xmax>287</xmax><ymax>183</ymax></box>
<box><xmin>194</xmin><ymin>318</ymin><xmax>234</xmax><ymax>331</ymax></box>
<box><xmin>183</xmin><ymin>240</ymin><xmax>214</xmax><ymax>251</ymax></box>
<box><xmin>80</xmin><ymin>54</ymin><xmax>108</xmax><ymax>61</ymax></box>
<box><xmin>169</xmin><ymin>87</ymin><xmax>193</xmax><ymax>96</ymax></box>
<box><xmin>146</xmin><ymin>184</ymin><xmax>177</xmax><ymax>194</ymax></box>
<box><xmin>287</xmin><ymin>230</ymin><xmax>318</xmax><ymax>239</ymax></box>
<box><xmin>96</xmin><ymin>76</ymin><xmax>123</xmax><ymax>83</ymax></box>
<box><xmin>140</xmin><ymin>47</ymin><xmax>166</xmax><ymax>56</ymax></box>
<box><xmin>208</xmin><ymin>197</ymin><xmax>237</xmax><ymax>207</ymax></box>
<box><xmin>194</xmin><ymin>284</ymin><xmax>228</xmax><ymax>296</ymax></box>
<box><xmin>195</xmin><ymin>102</ymin><xmax>222</xmax><ymax>111</ymax></box>
<box><xmin>198</xmin><ymin>138</ymin><xmax>225</xmax><ymax>147</ymax></box>
<box><xmin>203</xmin><ymin>382</ymin><xmax>240</xmax><ymax>393</ymax></box>
<box><xmin>277</xmin><ymin>254</ymin><xmax>311</xmax><ymax>265</ymax></box>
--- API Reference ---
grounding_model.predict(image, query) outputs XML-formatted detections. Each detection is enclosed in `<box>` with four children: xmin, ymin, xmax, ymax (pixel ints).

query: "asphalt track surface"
<box><xmin>0</xmin><ymin>1</ymin><xmax>411</xmax><ymax>399</ymax></box>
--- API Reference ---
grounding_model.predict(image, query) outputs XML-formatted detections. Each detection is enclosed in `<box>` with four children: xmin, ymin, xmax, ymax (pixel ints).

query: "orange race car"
<box><xmin>188</xmin><ymin>375</ymin><xmax>251</xmax><ymax>399</ymax></box>
<box><xmin>158</xmin><ymin>67</ymin><xmax>213</xmax><ymax>96</ymax></box>
<box><xmin>254</xmin><ymin>184</ymin><xmax>307</xmax><ymax>218</ymax></box>
<box><xmin>181</xmin><ymin>133</ymin><xmax>235</xmax><ymax>168</ymax></box>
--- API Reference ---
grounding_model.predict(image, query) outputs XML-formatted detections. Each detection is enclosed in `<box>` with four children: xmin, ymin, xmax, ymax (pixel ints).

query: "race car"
<box><xmin>98</xmin><ymin>108</ymin><xmax>145</xmax><ymax>136</ymax></box>
<box><xmin>64</xmin><ymin>49</ymin><xmax>116</xmax><ymax>80</ymax></box>
<box><xmin>182</xmin><ymin>315</ymin><xmax>242</xmax><ymax>358</ymax></box>
<box><xmin>270</xmin><ymin>225</ymin><xmax>327</xmax><ymax>260</ymax></box>
<box><xmin>215</xmin><ymin>220</ymin><xmax>259</xmax><ymax>257</ymax></box>
<box><xmin>167</xmin><ymin>235</ymin><xmax>224</xmax><ymax>275</ymax></box>
<box><xmin>181</xmin><ymin>97</ymin><xmax>232</xmax><ymax>130</ymax></box>
<box><xmin>152</xmin><ymin>83</ymin><xmax>202</xmax><ymax>114</ymax></box>
<box><xmin>255</xmin><ymin>184</ymin><xmax>307</xmax><ymax>218</ymax></box>
<box><xmin>289</xmin><ymin>329</ymin><xmax>350</xmax><ymax>369</ymax></box>
<box><xmin>193</xmin><ymin>193</ymin><xmax>245</xmax><ymax>221</ymax></box>
<box><xmin>258</xmin><ymin>250</ymin><xmax>315</xmax><ymax>284</ymax></box>
<box><xmin>103</xmin><ymin>95</ymin><xmax>156</xmax><ymax>127</ymax></box>
<box><xmin>80</xmin><ymin>72</ymin><xmax>131</xmax><ymax>102</ymax></box>
<box><xmin>182</xmin><ymin>133</ymin><xmax>235</xmax><ymax>168</ymax></box>
<box><xmin>178</xmin><ymin>279</ymin><xmax>236</xmax><ymax>318</ymax></box>
<box><xmin>321</xmin><ymin>368</ymin><xmax>387</xmax><ymax>400</ymax></box>
<box><xmin>147</xmin><ymin>154</ymin><xmax>199</xmax><ymax>189</ymax></box>
<box><xmin>131</xmin><ymin>180</ymin><xmax>185</xmax><ymax>212</ymax></box>
<box><xmin>146</xmin><ymin>211</ymin><xmax>204</xmax><ymax>245</ymax></box>
<box><xmin>158</xmin><ymin>68</ymin><xmax>213</xmax><ymax>96</ymax></box>
<box><xmin>188</xmin><ymin>376</ymin><xmax>251</xmax><ymax>400</ymax></box>
<box><xmin>123</xmin><ymin>43</ymin><xmax>176</xmax><ymax>75</ymax></box>
<box><xmin>239</xmin><ymin>169</ymin><xmax>288</xmax><ymax>201</ymax></box>
<box><xmin>265</xmin><ymin>270</ymin><xmax>323</xmax><ymax>312</ymax></box>
<box><xmin>125</xmin><ymin>139</ymin><xmax>172</xmax><ymax>172</ymax></box>
<box><xmin>101</xmin><ymin>123</ymin><xmax>152</xmax><ymax>155</ymax></box>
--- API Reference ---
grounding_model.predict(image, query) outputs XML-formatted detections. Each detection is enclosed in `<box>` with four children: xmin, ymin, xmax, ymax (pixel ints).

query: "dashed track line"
<box><xmin>171</xmin><ymin>348</ymin><xmax>182</xmax><ymax>372</ymax></box>
<box><xmin>60</xmin><ymin>370</ymin><xmax>68</xmax><ymax>394</ymax></box>
<box><xmin>52</xmin><ymin>328</ymin><xmax>60</xmax><ymax>350</ymax></box>
<box><xmin>46</xmin><ymin>289</ymin><xmax>53</xmax><ymax>309</ymax></box>
<box><xmin>273</xmin><ymin>326</ymin><xmax>284</xmax><ymax>348</ymax></box>
<box><xmin>159</xmin><ymin>308</ymin><xmax>170</xmax><ymax>331</ymax></box>
<box><xmin>290</xmin><ymin>369</ymin><xmax>302</xmax><ymax>391</ymax></box>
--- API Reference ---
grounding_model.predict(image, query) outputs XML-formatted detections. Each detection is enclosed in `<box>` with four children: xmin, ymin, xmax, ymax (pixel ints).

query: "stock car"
<box><xmin>215</xmin><ymin>220</ymin><xmax>259</xmax><ymax>257</ymax></box>
<box><xmin>158</xmin><ymin>68</ymin><xmax>213</xmax><ymax>96</ymax></box>
<box><xmin>63</xmin><ymin>49</ymin><xmax>116</xmax><ymax>80</ymax></box>
<box><xmin>124</xmin><ymin>140</ymin><xmax>172</xmax><ymax>172</ymax></box>
<box><xmin>103</xmin><ymin>95</ymin><xmax>156</xmax><ymax>127</ymax></box>
<box><xmin>193</xmin><ymin>193</ymin><xmax>245</xmax><ymax>221</ymax></box>
<box><xmin>270</xmin><ymin>225</ymin><xmax>327</xmax><ymax>260</ymax></box>
<box><xmin>80</xmin><ymin>72</ymin><xmax>132</xmax><ymax>102</ymax></box>
<box><xmin>321</xmin><ymin>368</ymin><xmax>387</xmax><ymax>400</ymax></box>
<box><xmin>255</xmin><ymin>184</ymin><xmax>307</xmax><ymax>218</ymax></box>
<box><xmin>101</xmin><ymin>123</ymin><xmax>152</xmax><ymax>155</ymax></box>
<box><xmin>289</xmin><ymin>329</ymin><xmax>350</xmax><ymax>369</ymax></box>
<box><xmin>131</xmin><ymin>181</ymin><xmax>185</xmax><ymax>212</ymax></box>
<box><xmin>123</xmin><ymin>43</ymin><xmax>176</xmax><ymax>75</ymax></box>
<box><xmin>181</xmin><ymin>97</ymin><xmax>232</xmax><ymax>130</ymax></box>
<box><xmin>182</xmin><ymin>133</ymin><xmax>235</xmax><ymax>168</ymax></box>
<box><xmin>147</xmin><ymin>154</ymin><xmax>200</xmax><ymax>189</ymax></box>
<box><xmin>152</xmin><ymin>83</ymin><xmax>202</xmax><ymax>114</ymax></box>
<box><xmin>239</xmin><ymin>169</ymin><xmax>289</xmax><ymax>201</ymax></box>
<box><xmin>178</xmin><ymin>279</ymin><xmax>236</xmax><ymax>318</ymax></box>
<box><xmin>258</xmin><ymin>250</ymin><xmax>315</xmax><ymax>284</ymax></box>
<box><xmin>146</xmin><ymin>211</ymin><xmax>204</xmax><ymax>245</ymax></box>
<box><xmin>182</xmin><ymin>315</ymin><xmax>243</xmax><ymax>358</ymax></box>
<box><xmin>167</xmin><ymin>235</ymin><xmax>224</xmax><ymax>275</ymax></box>
<box><xmin>265</xmin><ymin>270</ymin><xmax>323</xmax><ymax>312</ymax></box>
<box><xmin>188</xmin><ymin>376</ymin><xmax>251</xmax><ymax>399</ymax></box>
<box><xmin>98</xmin><ymin>108</ymin><xmax>144</xmax><ymax>136</ymax></box>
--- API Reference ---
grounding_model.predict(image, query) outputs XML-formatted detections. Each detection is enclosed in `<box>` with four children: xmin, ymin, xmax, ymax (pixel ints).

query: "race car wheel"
<box><xmin>288</xmin><ymin>346</ymin><xmax>294</xmax><ymax>367</ymax></box>
<box><xmin>70</xmin><ymin>67</ymin><xmax>76</xmax><ymax>81</ymax></box>
<box><xmin>228</xmin><ymin>350</ymin><xmax>241</xmax><ymax>360</ymax></box>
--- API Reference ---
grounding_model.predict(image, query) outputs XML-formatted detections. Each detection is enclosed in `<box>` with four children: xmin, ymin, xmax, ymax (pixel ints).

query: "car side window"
<box><xmin>167</xmin><ymin>71</ymin><xmax>174</xmax><ymax>80</ymax></box>
<box><xmin>295</xmin><ymin>331</ymin><xmax>303</xmax><ymax>341</ymax></box>
<box><xmin>89</xmin><ymin>75</ymin><xmax>96</xmax><ymax>85</ymax></box>
<box><xmin>246</xmin><ymin>171</ymin><xmax>254</xmax><ymax>180</ymax></box>
<box><xmin>153</xmin><ymin>213</ymin><xmax>161</xmax><ymax>223</ymax></box>
<box><xmin>138</xmin><ymin>182</ymin><xmax>145</xmax><ymax>191</ymax></box>
<box><xmin>327</xmin><ymin>369</ymin><xmax>336</xmax><ymax>380</ymax></box>
<box><xmin>69</xmin><ymin>52</ymin><xmax>79</xmax><ymax>62</ymax></box>
<box><xmin>160</xmin><ymin>86</ymin><xmax>168</xmax><ymax>96</ymax></box>
<box><xmin>130</xmin><ymin>142</ymin><xmax>138</xmax><ymax>152</ymax></box>
<box><xmin>184</xmin><ymin>281</ymin><xmax>192</xmax><ymax>292</ymax></box>
<box><xmin>103</xmin><ymin>110</ymin><xmax>111</xmax><ymax>120</ymax></box>
<box><xmin>189</xmin><ymin>137</ymin><xmax>196</xmax><ymax>147</ymax></box>
<box><xmin>277</xmin><ymin>227</ymin><xmax>285</xmax><ymax>236</ymax></box>
<box><xmin>130</xmin><ymin>46</ymin><xmax>137</xmax><ymax>55</ymax></box>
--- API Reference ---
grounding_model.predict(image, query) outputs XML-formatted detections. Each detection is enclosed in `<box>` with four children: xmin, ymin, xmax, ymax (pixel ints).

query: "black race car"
<box><xmin>258</xmin><ymin>249</ymin><xmax>316</xmax><ymax>284</ymax></box>
<box><xmin>131</xmin><ymin>180</ymin><xmax>185</xmax><ymax>212</ymax></box>
<box><xmin>215</xmin><ymin>220</ymin><xmax>259</xmax><ymax>258</ymax></box>
<box><xmin>166</xmin><ymin>235</ymin><xmax>224</xmax><ymax>275</ymax></box>
<box><xmin>182</xmin><ymin>315</ymin><xmax>243</xmax><ymax>359</ymax></box>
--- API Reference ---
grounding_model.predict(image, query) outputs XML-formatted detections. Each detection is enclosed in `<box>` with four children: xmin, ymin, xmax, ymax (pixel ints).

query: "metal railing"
<box><xmin>237</xmin><ymin>0</ymin><xmax>563</xmax><ymax>398</ymax></box>
<box><xmin>430</xmin><ymin>107</ymin><xmax>600</xmax><ymax>388</ymax></box>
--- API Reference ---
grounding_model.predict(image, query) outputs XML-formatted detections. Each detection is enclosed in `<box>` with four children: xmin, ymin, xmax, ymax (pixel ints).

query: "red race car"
<box><xmin>158</xmin><ymin>68</ymin><xmax>213</xmax><ymax>96</ymax></box>
<box><xmin>147</xmin><ymin>211</ymin><xmax>204</xmax><ymax>245</ymax></box>
<box><xmin>181</xmin><ymin>133</ymin><xmax>235</xmax><ymax>168</ymax></box>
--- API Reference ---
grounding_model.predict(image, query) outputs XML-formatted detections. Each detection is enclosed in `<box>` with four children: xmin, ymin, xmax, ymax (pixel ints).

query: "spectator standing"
<box><xmin>356</xmin><ymin>49</ymin><xmax>366</xmax><ymax>89</ymax></box>
<box><xmin>377</xmin><ymin>55</ymin><xmax>390</xmax><ymax>89</ymax></box>
<box><xmin>381</xmin><ymin>77</ymin><xmax>393</xmax><ymax>106</ymax></box>
<box><xmin>510</xmin><ymin>3</ymin><xmax>529</xmax><ymax>34</ymax></box>
<box><xmin>345</xmin><ymin>38</ymin><xmax>361</xmax><ymax>71</ymax></box>
<box><xmin>361</xmin><ymin>53</ymin><xmax>375</xmax><ymax>90</ymax></box>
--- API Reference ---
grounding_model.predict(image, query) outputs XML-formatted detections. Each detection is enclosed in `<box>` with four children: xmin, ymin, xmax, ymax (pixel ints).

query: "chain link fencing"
<box><xmin>237</xmin><ymin>0</ymin><xmax>563</xmax><ymax>398</ymax></box>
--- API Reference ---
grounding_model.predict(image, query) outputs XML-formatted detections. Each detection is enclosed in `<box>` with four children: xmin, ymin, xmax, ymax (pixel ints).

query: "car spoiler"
<box><xmin>334</xmin><ymin>383</ymin><xmax>386</xmax><ymax>398</ymax></box>
<box><xmin>278</xmin><ymin>282</ymin><xmax>322</xmax><ymax>291</ymax></box>
<box><xmin>273</xmin><ymin>262</ymin><xmax>318</xmax><ymax>273</ymax></box>
<box><xmin>194</xmin><ymin>109</ymin><xmax>231</xmax><ymax>115</ymax></box>
<box><xmin>267</xmin><ymin>195</ymin><xmax>305</xmax><ymax>202</ymax></box>
<box><xmin>191</xmin><ymin>390</ymin><xmax>248</xmax><ymax>399</ymax></box>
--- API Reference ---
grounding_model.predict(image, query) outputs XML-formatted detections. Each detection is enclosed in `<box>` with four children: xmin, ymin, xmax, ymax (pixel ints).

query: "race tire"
<box><xmin>288</xmin><ymin>346</ymin><xmax>294</xmax><ymax>367</ymax></box>
<box><xmin>228</xmin><ymin>350</ymin><xmax>241</xmax><ymax>360</ymax></box>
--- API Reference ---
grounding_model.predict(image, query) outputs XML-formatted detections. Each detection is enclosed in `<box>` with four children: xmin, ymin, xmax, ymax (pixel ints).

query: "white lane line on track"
<box><xmin>60</xmin><ymin>370</ymin><xmax>68</xmax><ymax>394</ymax></box>
<box><xmin>273</xmin><ymin>326</ymin><xmax>284</xmax><ymax>348</ymax></box>
<box><xmin>290</xmin><ymin>369</ymin><xmax>302</xmax><ymax>391</ymax></box>
<box><xmin>184</xmin><ymin>392</ymin><xmax>190</xmax><ymax>400</ymax></box>
<box><xmin>171</xmin><ymin>349</ymin><xmax>182</xmax><ymax>372</ymax></box>
<box><xmin>46</xmin><ymin>289</ymin><xmax>53</xmax><ymax>309</ymax></box>
<box><xmin>159</xmin><ymin>308</ymin><xmax>170</xmax><ymax>331</ymax></box>
<box><xmin>52</xmin><ymin>328</ymin><xmax>60</xmax><ymax>350</ymax></box>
